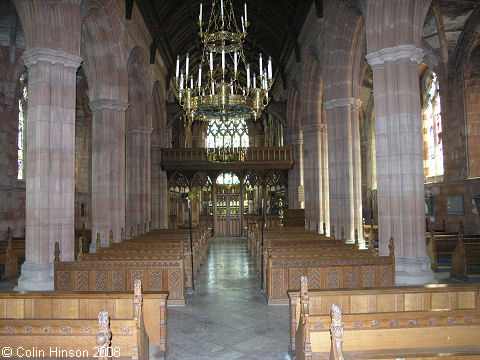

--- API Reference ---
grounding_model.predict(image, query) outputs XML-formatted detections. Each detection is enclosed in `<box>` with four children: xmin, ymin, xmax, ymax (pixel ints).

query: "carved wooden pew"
<box><xmin>54</xmin><ymin>242</ymin><xmax>185</xmax><ymax>304</ymax></box>
<box><xmin>0</xmin><ymin>231</ymin><xmax>25</xmax><ymax>279</ymax></box>
<box><xmin>90</xmin><ymin>227</ymin><xmax>210</xmax><ymax>290</ymax></box>
<box><xmin>266</xmin><ymin>239</ymin><xmax>395</xmax><ymax>304</ymax></box>
<box><xmin>0</xmin><ymin>284</ymin><xmax>168</xmax><ymax>353</ymax></box>
<box><xmin>0</xmin><ymin>280</ymin><xmax>155</xmax><ymax>360</ymax></box>
<box><xmin>451</xmin><ymin>233</ymin><xmax>480</xmax><ymax>281</ymax></box>
<box><xmin>290</xmin><ymin>277</ymin><xmax>480</xmax><ymax>360</ymax></box>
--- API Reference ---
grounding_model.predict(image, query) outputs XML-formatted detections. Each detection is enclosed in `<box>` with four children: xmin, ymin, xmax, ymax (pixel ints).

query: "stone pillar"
<box><xmin>363</xmin><ymin>0</ymin><xmax>434</xmax><ymax>284</ymax></box>
<box><xmin>89</xmin><ymin>100</ymin><xmax>128</xmax><ymax>251</ymax></box>
<box><xmin>16</xmin><ymin>48</ymin><xmax>82</xmax><ymax>291</ymax></box>
<box><xmin>324</xmin><ymin>98</ymin><xmax>363</xmax><ymax>243</ymax></box>
<box><xmin>126</xmin><ymin>125</ymin><xmax>152</xmax><ymax>236</ymax></box>
<box><xmin>151</xmin><ymin>130</ymin><xmax>169</xmax><ymax>229</ymax></box>
<box><xmin>301</xmin><ymin>123</ymin><xmax>329</xmax><ymax>235</ymax></box>
<box><xmin>288</xmin><ymin>132</ymin><xmax>304</xmax><ymax>209</ymax></box>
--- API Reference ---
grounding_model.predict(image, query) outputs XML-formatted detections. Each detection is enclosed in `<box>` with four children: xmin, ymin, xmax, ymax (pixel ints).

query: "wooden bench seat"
<box><xmin>0</xmin><ymin>287</ymin><xmax>168</xmax><ymax>352</ymax></box>
<box><xmin>54</xmin><ymin>242</ymin><xmax>185</xmax><ymax>304</ymax></box>
<box><xmin>289</xmin><ymin>278</ymin><xmax>480</xmax><ymax>360</ymax></box>
<box><xmin>451</xmin><ymin>234</ymin><xmax>480</xmax><ymax>281</ymax></box>
<box><xmin>426</xmin><ymin>229</ymin><xmax>460</xmax><ymax>270</ymax></box>
<box><xmin>0</xmin><ymin>280</ymin><xmax>155</xmax><ymax>360</ymax></box>
<box><xmin>265</xmin><ymin>239</ymin><xmax>394</xmax><ymax>304</ymax></box>
<box><xmin>0</xmin><ymin>233</ymin><xmax>25</xmax><ymax>279</ymax></box>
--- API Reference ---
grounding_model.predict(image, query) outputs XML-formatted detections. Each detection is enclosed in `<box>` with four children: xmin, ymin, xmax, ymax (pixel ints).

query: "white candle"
<box><xmin>198</xmin><ymin>65</ymin><xmax>202</xmax><ymax>87</ymax></box>
<box><xmin>268</xmin><ymin>56</ymin><xmax>272</xmax><ymax>79</ymax></box>
<box><xmin>186</xmin><ymin>53</ymin><xmax>190</xmax><ymax>77</ymax></box>
<box><xmin>241</xmin><ymin>16</ymin><xmax>245</xmax><ymax>32</ymax></box>
<box><xmin>234</xmin><ymin>49</ymin><xmax>238</xmax><ymax>73</ymax></box>
<box><xmin>176</xmin><ymin>55</ymin><xmax>180</xmax><ymax>78</ymax></box>
<box><xmin>210</xmin><ymin>51</ymin><xmax>214</xmax><ymax>71</ymax></box>
<box><xmin>244</xmin><ymin>2</ymin><xmax>247</xmax><ymax>23</ymax></box>
<box><xmin>259</xmin><ymin>53</ymin><xmax>263</xmax><ymax>75</ymax></box>
<box><xmin>231</xmin><ymin>83</ymin><xmax>234</xmax><ymax>95</ymax></box>
<box><xmin>253</xmin><ymin>73</ymin><xmax>256</xmax><ymax>88</ymax></box>
<box><xmin>221</xmin><ymin>0</ymin><xmax>224</xmax><ymax>17</ymax></box>
<box><xmin>199</xmin><ymin>3</ymin><xmax>203</xmax><ymax>22</ymax></box>
<box><xmin>211</xmin><ymin>81</ymin><xmax>215</xmax><ymax>95</ymax></box>
<box><xmin>180</xmin><ymin>71</ymin><xmax>184</xmax><ymax>90</ymax></box>
<box><xmin>190</xmin><ymin>76</ymin><xmax>194</xmax><ymax>89</ymax></box>
<box><xmin>246</xmin><ymin>64</ymin><xmax>250</xmax><ymax>88</ymax></box>
<box><xmin>222</xmin><ymin>48</ymin><xmax>225</xmax><ymax>70</ymax></box>
<box><xmin>243</xmin><ymin>87</ymin><xmax>246</xmax><ymax>96</ymax></box>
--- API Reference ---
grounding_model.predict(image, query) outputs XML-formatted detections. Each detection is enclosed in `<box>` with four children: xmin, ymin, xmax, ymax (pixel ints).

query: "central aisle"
<box><xmin>167</xmin><ymin>237</ymin><xmax>289</xmax><ymax>360</ymax></box>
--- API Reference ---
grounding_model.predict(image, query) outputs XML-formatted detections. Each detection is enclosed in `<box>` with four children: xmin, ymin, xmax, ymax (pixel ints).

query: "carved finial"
<box><xmin>54</xmin><ymin>242</ymin><xmax>60</xmax><ymax>262</ymax></box>
<box><xmin>368</xmin><ymin>235</ymin><xmax>375</xmax><ymax>253</ymax></box>
<box><xmin>7</xmin><ymin>230</ymin><xmax>12</xmax><ymax>245</ymax></box>
<box><xmin>109</xmin><ymin>230</ymin><xmax>113</xmax><ymax>246</ymax></box>
<box><xmin>121</xmin><ymin>228</ymin><xmax>124</xmax><ymax>242</ymax></box>
<box><xmin>130</xmin><ymin>226</ymin><xmax>134</xmax><ymax>239</ymax></box>
<box><xmin>330</xmin><ymin>304</ymin><xmax>345</xmax><ymax>359</ymax></box>
<box><xmin>78</xmin><ymin>237</ymin><xmax>83</xmax><ymax>260</ymax></box>
<box><xmin>96</xmin><ymin>310</ymin><xmax>111</xmax><ymax>360</ymax></box>
<box><xmin>133</xmin><ymin>279</ymin><xmax>143</xmax><ymax>328</ymax></box>
<box><xmin>331</xmin><ymin>225</ymin><xmax>336</xmax><ymax>240</ymax></box>
<box><xmin>315</xmin><ymin>222</ymin><xmax>319</xmax><ymax>233</ymax></box>
<box><xmin>96</xmin><ymin>233</ymin><xmax>101</xmax><ymax>251</ymax></box>
<box><xmin>300</xmin><ymin>276</ymin><xmax>308</xmax><ymax>299</ymax></box>
<box><xmin>341</xmin><ymin>227</ymin><xmax>345</xmax><ymax>241</ymax></box>
<box><xmin>389</xmin><ymin>237</ymin><xmax>395</xmax><ymax>257</ymax></box>
<box><xmin>323</xmin><ymin>222</ymin><xmax>326</xmax><ymax>235</ymax></box>
<box><xmin>354</xmin><ymin>229</ymin><xmax>359</xmax><ymax>247</ymax></box>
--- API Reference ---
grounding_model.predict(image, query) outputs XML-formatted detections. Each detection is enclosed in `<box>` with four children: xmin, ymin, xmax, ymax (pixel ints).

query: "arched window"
<box><xmin>216</xmin><ymin>173</ymin><xmax>240</xmax><ymax>185</ymax></box>
<box><xmin>422</xmin><ymin>70</ymin><xmax>443</xmax><ymax>181</ymax></box>
<box><xmin>205</xmin><ymin>118</ymin><xmax>249</xmax><ymax>149</ymax></box>
<box><xmin>18</xmin><ymin>74</ymin><xmax>27</xmax><ymax>180</ymax></box>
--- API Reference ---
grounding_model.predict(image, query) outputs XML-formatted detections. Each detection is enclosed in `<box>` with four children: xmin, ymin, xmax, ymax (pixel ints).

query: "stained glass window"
<box><xmin>423</xmin><ymin>71</ymin><xmax>443</xmax><ymax>181</ymax></box>
<box><xmin>18</xmin><ymin>74</ymin><xmax>27</xmax><ymax>180</ymax></box>
<box><xmin>205</xmin><ymin>118</ymin><xmax>249</xmax><ymax>149</ymax></box>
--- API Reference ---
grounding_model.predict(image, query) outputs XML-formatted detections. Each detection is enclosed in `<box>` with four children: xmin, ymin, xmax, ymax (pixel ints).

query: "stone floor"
<box><xmin>166</xmin><ymin>237</ymin><xmax>290</xmax><ymax>360</ymax></box>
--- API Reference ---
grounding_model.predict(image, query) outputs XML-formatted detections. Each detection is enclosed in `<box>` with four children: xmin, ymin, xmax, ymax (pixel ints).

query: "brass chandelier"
<box><xmin>174</xmin><ymin>0</ymin><xmax>274</xmax><ymax>121</ymax></box>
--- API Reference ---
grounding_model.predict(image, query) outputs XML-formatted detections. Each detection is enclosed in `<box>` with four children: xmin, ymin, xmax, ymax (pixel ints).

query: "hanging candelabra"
<box><xmin>174</xmin><ymin>0</ymin><xmax>274</xmax><ymax>122</ymax></box>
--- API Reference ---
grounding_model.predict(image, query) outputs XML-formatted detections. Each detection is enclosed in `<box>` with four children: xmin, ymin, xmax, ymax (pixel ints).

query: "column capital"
<box><xmin>323</xmin><ymin>97</ymin><xmax>362</xmax><ymax>111</ymax></box>
<box><xmin>22</xmin><ymin>47</ymin><xmax>82</xmax><ymax>69</ymax></box>
<box><xmin>127</xmin><ymin>125</ymin><xmax>153</xmax><ymax>135</ymax></box>
<box><xmin>301</xmin><ymin>123</ymin><xmax>327</xmax><ymax>134</ymax></box>
<box><xmin>90</xmin><ymin>99</ymin><xmax>129</xmax><ymax>112</ymax></box>
<box><xmin>366</xmin><ymin>44</ymin><xmax>424</xmax><ymax>68</ymax></box>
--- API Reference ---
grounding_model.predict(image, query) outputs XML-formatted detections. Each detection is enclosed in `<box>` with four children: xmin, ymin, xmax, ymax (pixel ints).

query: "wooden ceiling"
<box><xmin>135</xmin><ymin>0</ymin><xmax>317</xmax><ymax>80</ymax></box>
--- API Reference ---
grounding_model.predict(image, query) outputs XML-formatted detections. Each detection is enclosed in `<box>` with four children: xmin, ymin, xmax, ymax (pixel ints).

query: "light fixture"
<box><xmin>174</xmin><ymin>0</ymin><xmax>274</xmax><ymax>121</ymax></box>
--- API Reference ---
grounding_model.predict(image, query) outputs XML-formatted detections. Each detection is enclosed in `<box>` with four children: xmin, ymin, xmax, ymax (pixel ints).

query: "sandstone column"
<box><xmin>126</xmin><ymin>125</ymin><xmax>152</xmax><ymax>236</ymax></box>
<box><xmin>89</xmin><ymin>100</ymin><xmax>128</xmax><ymax>251</ymax></box>
<box><xmin>363</xmin><ymin>0</ymin><xmax>434</xmax><ymax>284</ymax></box>
<box><xmin>288</xmin><ymin>132</ymin><xmax>304</xmax><ymax>209</ymax></box>
<box><xmin>324</xmin><ymin>98</ymin><xmax>363</xmax><ymax>243</ymax></box>
<box><xmin>301</xmin><ymin>123</ymin><xmax>329</xmax><ymax>234</ymax></box>
<box><xmin>16</xmin><ymin>48</ymin><xmax>81</xmax><ymax>290</ymax></box>
<box><xmin>151</xmin><ymin>129</ymin><xmax>169</xmax><ymax>229</ymax></box>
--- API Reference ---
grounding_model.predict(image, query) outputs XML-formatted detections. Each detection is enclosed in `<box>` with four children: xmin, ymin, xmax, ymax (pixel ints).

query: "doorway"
<box><xmin>216</xmin><ymin>193</ymin><xmax>241</xmax><ymax>236</ymax></box>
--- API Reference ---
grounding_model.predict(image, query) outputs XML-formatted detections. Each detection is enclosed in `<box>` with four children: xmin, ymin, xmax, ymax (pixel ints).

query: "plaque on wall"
<box><xmin>447</xmin><ymin>195</ymin><xmax>465</xmax><ymax>217</ymax></box>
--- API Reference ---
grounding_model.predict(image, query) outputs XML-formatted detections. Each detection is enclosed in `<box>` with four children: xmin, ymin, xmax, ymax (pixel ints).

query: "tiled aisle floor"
<box><xmin>166</xmin><ymin>237</ymin><xmax>290</xmax><ymax>360</ymax></box>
